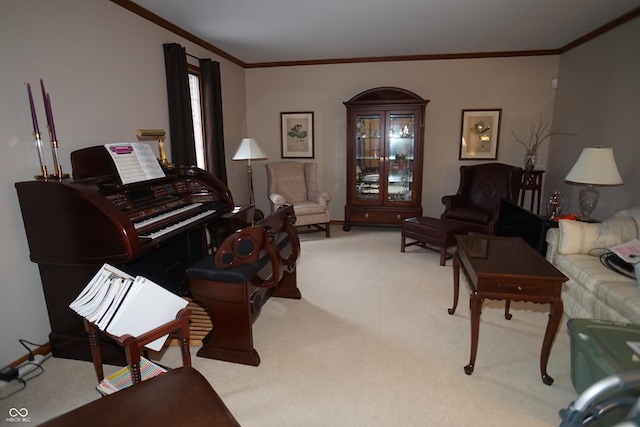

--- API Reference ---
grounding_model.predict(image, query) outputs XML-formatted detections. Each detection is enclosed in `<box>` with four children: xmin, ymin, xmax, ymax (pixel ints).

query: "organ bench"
<box><xmin>186</xmin><ymin>204</ymin><xmax>301</xmax><ymax>366</ymax></box>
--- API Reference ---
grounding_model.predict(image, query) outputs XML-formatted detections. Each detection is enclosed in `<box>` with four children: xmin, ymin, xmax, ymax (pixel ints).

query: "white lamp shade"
<box><xmin>232</xmin><ymin>138</ymin><xmax>267</xmax><ymax>161</ymax></box>
<box><xmin>564</xmin><ymin>147</ymin><xmax>623</xmax><ymax>186</ymax></box>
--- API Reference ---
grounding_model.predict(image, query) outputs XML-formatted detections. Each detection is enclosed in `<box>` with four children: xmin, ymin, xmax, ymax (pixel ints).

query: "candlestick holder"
<box><xmin>53</xmin><ymin>169</ymin><xmax>70</xmax><ymax>180</ymax></box>
<box><xmin>35</xmin><ymin>168</ymin><xmax>49</xmax><ymax>181</ymax></box>
<box><xmin>49</xmin><ymin>139</ymin><xmax>69</xmax><ymax>180</ymax></box>
<box><xmin>32</xmin><ymin>131</ymin><xmax>50</xmax><ymax>180</ymax></box>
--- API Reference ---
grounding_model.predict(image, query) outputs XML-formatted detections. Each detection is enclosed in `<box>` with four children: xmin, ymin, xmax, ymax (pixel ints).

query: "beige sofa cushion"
<box><xmin>557</xmin><ymin>220</ymin><xmax>622</xmax><ymax>255</ymax></box>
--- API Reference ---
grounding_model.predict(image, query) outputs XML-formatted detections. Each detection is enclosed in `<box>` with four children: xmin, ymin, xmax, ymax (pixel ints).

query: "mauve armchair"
<box><xmin>441</xmin><ymin>163</ymin><xmax>522</xmax><ymax>235</ymax></box>
<box><xmin>266</xmin><ymin>161</ymin><xmax>331</xmax><ymax>237</ymax></box>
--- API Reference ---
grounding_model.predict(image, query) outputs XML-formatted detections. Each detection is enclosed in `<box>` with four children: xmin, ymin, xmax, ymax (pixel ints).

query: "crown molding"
<box><xmin>112</xmin><ymin>1</ymin><xmax>640</xmax><ymax>69</ymax></box>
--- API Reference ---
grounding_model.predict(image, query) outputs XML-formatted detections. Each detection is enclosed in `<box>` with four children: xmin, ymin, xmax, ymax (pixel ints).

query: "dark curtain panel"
<box><xmin>199</xmin><ymin>59</ymin><xmax>228</xmax><ymax>184</ymax></box>
<box><xmin>163</xmin><ymin>43</ymin><xmax>196</xmax><ymax>167</ymax></box>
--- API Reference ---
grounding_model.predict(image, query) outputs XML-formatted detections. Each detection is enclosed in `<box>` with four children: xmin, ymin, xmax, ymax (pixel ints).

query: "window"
<box><xmin>188</xmin><ymin>65</ymin><xmax>205</xmax><ymax>169</ymax></box>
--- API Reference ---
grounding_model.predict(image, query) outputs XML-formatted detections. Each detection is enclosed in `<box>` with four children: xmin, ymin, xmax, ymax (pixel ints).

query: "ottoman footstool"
<box><xmin>401</xmin><ymin>217</ymin><xmax>468</xmax><ymax>266</ymax></box>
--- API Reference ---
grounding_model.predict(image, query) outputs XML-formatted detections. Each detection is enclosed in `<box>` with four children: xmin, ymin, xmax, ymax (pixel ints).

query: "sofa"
<box><xmin>545</xmin><ymin>207</ymin><xmax>640</xmax><ymax>324</ymax></box>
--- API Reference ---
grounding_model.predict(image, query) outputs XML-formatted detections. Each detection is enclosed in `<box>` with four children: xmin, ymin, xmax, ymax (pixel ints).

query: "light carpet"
<box><xmin>0</xmin><ymin>226</ymin><xmax>578</xmax><ymax>426</ymax></box>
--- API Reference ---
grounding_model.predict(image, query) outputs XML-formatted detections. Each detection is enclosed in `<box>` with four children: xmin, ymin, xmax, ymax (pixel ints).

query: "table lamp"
<box><xmin>232</xmin><ymin>138</ymin><xmax>267</xmax><ymax>207</ymax></box>
<box><xmin>564</xmin><ymin>146</ymin><xmax>622</xmax><ymax>222</ymax></box>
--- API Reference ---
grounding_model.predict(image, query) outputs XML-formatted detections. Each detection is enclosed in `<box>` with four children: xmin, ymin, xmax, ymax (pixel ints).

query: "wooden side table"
<box><xmin>519</xmin><ymin>169</ymin><xmax>545</xmax><ymax>214</ymax></box>
<box><xmin>448</xmin><ymin>235</ymin><xmax>568</xmax><ymax>385</ymax></box>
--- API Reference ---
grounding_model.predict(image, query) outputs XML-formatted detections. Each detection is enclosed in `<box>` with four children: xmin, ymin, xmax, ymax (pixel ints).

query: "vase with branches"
<box><xmin>512</xmin><ymin>119</ymin><xmax>573</xmax><ymax>171</ymax></box>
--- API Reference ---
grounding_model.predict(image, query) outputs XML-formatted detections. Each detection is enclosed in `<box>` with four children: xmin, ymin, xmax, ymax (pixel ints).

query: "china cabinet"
<box><xmin>343</xmin><ymin>87</ymin><xmax>429</xmax><ymax>230</ymax></box>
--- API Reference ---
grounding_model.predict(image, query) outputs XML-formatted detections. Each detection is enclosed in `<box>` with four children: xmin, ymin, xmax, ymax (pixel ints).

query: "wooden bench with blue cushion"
<box><xmin>186</xmin><ymin>204</ymin><xmax>301</xmax><ymax>366</ymax></box>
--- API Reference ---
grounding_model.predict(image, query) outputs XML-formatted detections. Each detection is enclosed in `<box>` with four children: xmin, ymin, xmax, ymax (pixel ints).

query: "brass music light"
<box><xmin>136</xmin><ymin>129</ymin><xmax>170</xmax><ymax>167</ymax></box>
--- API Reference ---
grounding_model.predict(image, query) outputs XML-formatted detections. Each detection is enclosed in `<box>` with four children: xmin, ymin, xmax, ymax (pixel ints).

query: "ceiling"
<box><xmin>127</xmin><ymin>0</ymin><xmax>640</xmax><ymax>66</ymax></box>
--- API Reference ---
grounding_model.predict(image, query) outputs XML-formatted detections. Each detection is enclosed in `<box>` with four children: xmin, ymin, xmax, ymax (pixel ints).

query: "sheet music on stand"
<box><xmin>104</xmin><ymin>142</ymin><xmax>166</xmax><ymax>185</ymax></box>
<box><xmin>69</xmin><ymin>263</ymin><xmax>188</xmax><ymax>351</ymax></box>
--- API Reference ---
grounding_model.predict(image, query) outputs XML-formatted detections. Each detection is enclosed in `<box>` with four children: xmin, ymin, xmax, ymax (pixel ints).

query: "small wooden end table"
<box><xmin>448</xmin><ymin>235</ymin><xmax>568</xmax><ymax>385</ymax></box>
<box><xmin>519</xmin><ymin>169</ymin><xmax>545</xmax><ymax>214</ymax></box>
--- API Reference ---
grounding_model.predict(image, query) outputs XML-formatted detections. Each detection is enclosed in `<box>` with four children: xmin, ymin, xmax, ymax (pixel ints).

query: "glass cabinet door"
<box><xmin>344</xmin><ymin>87</ymin><xmax>428</xmax><ymax>230</ymax></box>
<box><xmin>355</xmin><ymin>114</ymin><xmax>382</xmax><ymax>201</ymax></box>
<box><xmin>386</xmin><ymin>114</ymin><xmax>415</xmax><ymax>202</ymax></box>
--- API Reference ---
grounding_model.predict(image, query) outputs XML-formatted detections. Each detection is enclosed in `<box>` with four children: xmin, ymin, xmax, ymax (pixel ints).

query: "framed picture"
<box><xmin>459</xmin><ymin>109</ymin><xmax>502</xmax><ymax>160</ymax></box>
<box><xmin>281</xmin><ymin>112</ymin><xmax>314</xmax><ymax>158</ymax></box>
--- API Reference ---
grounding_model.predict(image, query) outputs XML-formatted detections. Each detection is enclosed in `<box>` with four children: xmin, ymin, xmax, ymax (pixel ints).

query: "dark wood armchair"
<box><xmin>441</xmin><ymin>163</ymin><xmax>522</xmax><ymax>235</ymax></box>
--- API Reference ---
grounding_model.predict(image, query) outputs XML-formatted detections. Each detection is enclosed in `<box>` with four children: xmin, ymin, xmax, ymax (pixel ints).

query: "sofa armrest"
<box><xmin>441</xmin><ymin>194</ymin><xmax>465</xmax><ymax>211</ymax></box>
<box><xmin>269</xmin><ymin>192</ymin><xmax>287</xmax><ymax>206</ymax></box>
<box><xmin>308</xmin><ymin>190</ymin><xmax>331</xmax><ymax>205</ymax></box>
<box><xmin>545</xmin><ymin>227</ymin><xmax>560</xmax><ymax>262</ymax></box>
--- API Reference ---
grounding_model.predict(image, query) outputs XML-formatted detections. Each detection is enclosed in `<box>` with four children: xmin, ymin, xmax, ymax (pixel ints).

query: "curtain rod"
<box><xmin>187</xmin><ymin>52</ymin><xmax>201</xmax><ymax>61</ymax></box>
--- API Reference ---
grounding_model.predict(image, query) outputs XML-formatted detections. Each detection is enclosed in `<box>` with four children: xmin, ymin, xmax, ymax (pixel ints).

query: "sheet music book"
<box><xmin>96</xmin><ymin>357</ymin><xmax>167</xmax><ymax>395</ymax></box>
<box><xmin>104</xmin><ymin>142</ymin><xmax>166</xmax><ymax>185</ymax></box>
<box><xmin>69</xmin><ymin>263</ymin><xmax>188</xmax><ymax>351</ymax></box>
<box><xmin>610</xmin><ymin>239</ymin><xmax>640</xmax><ymax>264</ymax></box>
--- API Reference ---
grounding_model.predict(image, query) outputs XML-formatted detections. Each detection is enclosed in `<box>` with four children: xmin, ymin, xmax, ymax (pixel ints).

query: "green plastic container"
<box><xmin>568</xmin><ymin>318</ymin><xmax>640</xmax><ymax>393</ymax></box>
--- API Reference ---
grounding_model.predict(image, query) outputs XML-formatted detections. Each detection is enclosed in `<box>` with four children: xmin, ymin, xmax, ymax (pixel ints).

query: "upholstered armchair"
<box><xmin>441</xmin><ymin>163</ymin><xmax>523</xmax><ymax>235</ymax></box>
<box><xmin>266</xmin><ymin>161</ymin><xmax>331</xmax><ymax>237</ymax></box>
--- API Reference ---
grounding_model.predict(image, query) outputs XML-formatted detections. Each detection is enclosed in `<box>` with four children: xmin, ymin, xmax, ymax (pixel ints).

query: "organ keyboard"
<box><xmin>140</xmin><ymin>209</ymin><xmax>218</xmax><ymax>240</ymax></box>
<box><xmin>134</xmin><ymin>202</ymin><xmax>204</xmax><ymax>231</ymax></box>
<box><xmin>15</xmin><ymin>145</ymin><xmax>246</xmax><ymax>364</ymax></box>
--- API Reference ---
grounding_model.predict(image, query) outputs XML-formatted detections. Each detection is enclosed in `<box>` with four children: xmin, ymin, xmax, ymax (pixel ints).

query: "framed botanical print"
<box><xmin>281</xmin><ymin>112</ymin><xmax>314</xmax><ymax>158</ymax></box>
<box><xmin>459</xmin><ymin>109</ymin><xmax>502</xmax><ymax>160</ymax></box>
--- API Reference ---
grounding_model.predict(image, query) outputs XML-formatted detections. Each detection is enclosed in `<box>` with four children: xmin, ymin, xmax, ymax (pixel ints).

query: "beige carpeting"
<box><xmin>0</xmin><ymin>226</ymin><xmax>579</xmax><ymax>426</ymax></box>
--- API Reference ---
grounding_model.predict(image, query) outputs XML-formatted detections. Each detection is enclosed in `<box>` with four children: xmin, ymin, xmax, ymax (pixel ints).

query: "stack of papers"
<box><xmin>69</xmin><ymin>263</ymin><xmax>188</xmax><ymax>351</ymax></box>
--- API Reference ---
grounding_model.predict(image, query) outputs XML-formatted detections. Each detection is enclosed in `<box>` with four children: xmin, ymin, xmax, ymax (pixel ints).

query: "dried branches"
<box><xmin>511</xmin><ymin>118</ymin><xmax>574</xmax><ymax>152</ymax></box>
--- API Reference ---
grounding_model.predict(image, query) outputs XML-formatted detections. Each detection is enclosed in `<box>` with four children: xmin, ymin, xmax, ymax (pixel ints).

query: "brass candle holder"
<box><xmin>33</xmin><ymin>130</ymin><xmax>49</xmax><ymax>180</ymax></box>
<box><xmin>49</xmin><ymin>139</ymin><xmax>69</xmax><ymax>180</ymax></box>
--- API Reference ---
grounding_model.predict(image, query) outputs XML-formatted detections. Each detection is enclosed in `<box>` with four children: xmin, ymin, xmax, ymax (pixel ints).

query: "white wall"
<box><xmin>245</xmin><ymin>56</ymin><xmax>559</xmax><ymax>220</ymax></box>
<box><xmin>0</xmin><ymin>0</ymin><xmax>247</xmax><ymax>365</ymax></box>
<box><xmin>546</xmin><ymin>16</ymin><xmax>640</xmax><ymax>220</ymax></box>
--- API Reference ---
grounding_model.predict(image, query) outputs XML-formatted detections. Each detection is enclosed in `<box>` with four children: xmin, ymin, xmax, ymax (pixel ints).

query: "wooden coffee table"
<box><xmin>448</xmin><ymin>235</ymin><xmax>568</xmax><ymax>385</ymax></box>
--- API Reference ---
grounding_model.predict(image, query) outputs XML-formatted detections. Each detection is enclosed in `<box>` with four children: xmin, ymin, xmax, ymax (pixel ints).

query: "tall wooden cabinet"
<box><xmin>343</xmin><ymin>87</ymin><xmax>429</xmax><ymax>230</ymax></box>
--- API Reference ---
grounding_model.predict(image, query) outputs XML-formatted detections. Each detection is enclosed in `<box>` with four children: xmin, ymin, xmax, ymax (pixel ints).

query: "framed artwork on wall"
<box><xmin>459</xmin><ymin>109</ymin><xmax>502</xmax><ymax>160</ymax></box>
<box><xmin>281</xmin><ymin>112</ymin><xmax>314</xmax><ymax>158</ymax></box>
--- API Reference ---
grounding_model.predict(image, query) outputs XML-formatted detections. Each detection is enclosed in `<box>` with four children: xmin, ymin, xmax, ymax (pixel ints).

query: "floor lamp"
<box><xmin>565</xmin><ymin>146</ymin><xmax>623</xmax><ymax>222</ymax></box>
<box><xmin>232</xmin><ymin>138</ymin><xmax>267</xmax><ymax>216</ymax></box>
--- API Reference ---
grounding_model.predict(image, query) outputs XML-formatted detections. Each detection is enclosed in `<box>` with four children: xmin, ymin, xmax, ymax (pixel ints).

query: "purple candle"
<box><xmin>47</xmin><ymin>93</ymin><xmax>58</xmax><ymax>142</ymax></box>
<box><xmin>40</xmin><ymin>79</ymin><xmax>55</xmax><ymax>141</ymax></box>
<box><xmin>27</xmin><ymin>83</ymin><xmax>40</xmax><ymax>135</ymax></box>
